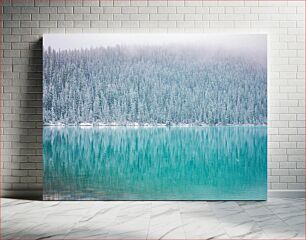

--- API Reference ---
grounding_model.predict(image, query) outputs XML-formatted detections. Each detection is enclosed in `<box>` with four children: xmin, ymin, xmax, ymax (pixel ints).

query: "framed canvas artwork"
<box><xmin>43</xmin><ymin>34</ymin><xmax>267</xmax><ymax>200</ymax></box>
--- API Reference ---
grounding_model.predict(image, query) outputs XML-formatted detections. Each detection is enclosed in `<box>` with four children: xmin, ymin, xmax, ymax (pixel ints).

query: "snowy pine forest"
<box><xmin>43</xmin><ymin>44</ymin><xmax>267</xmax><ymax>125</ymax></box>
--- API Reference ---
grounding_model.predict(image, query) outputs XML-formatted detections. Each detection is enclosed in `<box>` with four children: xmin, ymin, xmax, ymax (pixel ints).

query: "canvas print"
<box><xmin>43</xmin><ymin>34</ymin><xmax>267</xmax><ymax>200</ymax></box>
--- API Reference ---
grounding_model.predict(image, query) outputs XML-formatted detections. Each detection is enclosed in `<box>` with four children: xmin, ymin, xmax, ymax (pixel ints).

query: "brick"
<box><xmin>90</xmin><ymin>7</ymin><xmax>104</xmax><ymax>13</ymax></box>
<box><xmin>49</xmin><ymin>27</ymin><xmax>64</xmax><ymax>33</ymax></box>
<box><xmin>34</xmin><ymin>0</ymin><xmax>49</xmax><ymax>6</ymax></box>
<box><xmin>280</xmin><ymin>142</ymin><xmax>296</xmax><ymax>149</ymax></box>
<box><xmin>65</xmin><ymin>0</ymin><xmax>83</xmax><ymax>7</ymax></box>
<box><xmin>210</xmin><ymin>21</ymin><xmax>234</xmax><ymax>28</ymax></box>
<box><xmin>74</xmin><ymin>21</ymin><xmax>90</xmax><ymax>28</ymax></box>
<box><xmin>99</xmin><ymin>0</ymin><xmax>113</xmax><ymax>6</ymax></box>
<box><xmin>269</xmin><ymin>162</ymin><xmax>280</xmax><ymax>169</ymax></box>
<box><xmin>280</xmin><ymin>162</ymin><xmax>296</xmax><ymax>169</ymax></box>
<box><xmin>39</xmin><ymin>6</ymin><xmax>57</xmax><ymax>13</ymax></box>
<box><xmin>167</xmin><ymin>0</ymin><xmax>184</xmax><ymax>7</ymax></box>
<box><xmin>251</xmin><ymin>21</ymin><xmax>279</xmax><ymax>28</ymax></box>
<box><xmin>195</xmin><ymin>7</ymin><xmax>209</xmax><ymax>14</ymax></box>
<box><xmin>50</xmin><ymin>14</ymin><xmax>65</xmax><ymax>20</ymax></box>
<box><xmin>297</xmin><ymin>162</ymin><xmax>305</xmax><ymax>168</ymax></box>
<box><xmin>31</xmin><ymin>28</ymin><xmax>49</xmax><ymax>35</ymax></box>
<box><xmin>280</xmin><ymin>176</ymin><xmax>296</xmax><ymax>183</ymax></box>
<box><xmin>4</xmin><ymin>35</ymin><xmax>21</xmax><ymax>43</ymax></box>
<box><xmin>3</xmin><ymin>6</ymin><xmax>21</xmax><ymax>13</ymax></box>
<box><xmin>12</xmin><ymin>14</ymin><xmax>31</xmax><ymax>20</ymax></box>
<box><xmin>28</xmin><ymin>170</ymin><xmax>43</xmax><ymax>177</ymax></box>
<box><xmin>168</xmin><ymin>14</ymin><xmax>184</xmax><ymax>21</ymax></box>
<box><xmin>279</xmin><ymin>7</ymin><xmax>297</xmax><ymax>14</ymax></box>
<box><xmin>297</xmin><ymin>114</ymin><xmax>305</xmax><ymax>121</ymax></box>
<box><xmin>2</xmin><ymin>30</ymin><xmax>11</xmax><ymax>38</ymax></box>
<box><xmin>279</xmin><ymin>114</ymin><xmax>297</xmax><ymax>121</ymax></box>
<box><xmin>279</xmin><ymin>128</ymin><xmax>298</xmax><ymax>135</ymax></box>
<box><xmin>131</xmin><ymin>0</ymin><xmax>147</xmax><ymax>7</ymax></box>
<box><xmin>21</xmin><ymin>7</ymin><xmax>39</xmax><ymax>13</ymax></box>
<box><xmin>244</xmin><ymin>14</ymin><xmax>258</xmax><ymax>21</ymax></box>
<box><xmin>202</xmin><ymin>14</ymin><xmax>218</xmax><ymax>21</ymax></box>
<box><xmin>288</xmin><ymin>155</ymin><xmax>305</xmax><ymax>162</ymax></box>
<box><xmin>272</xmin><ymin>183</ymin><xmax>288</xmax><ymax>189</ymax></box>
<box><xmin>12</xmin><ymin>28</ymin><xmax>31</xmax><ymax>35</ymax></box>
<box><xmin>185</xmin><ymin>14</ymin><xmax>202</xmax><ymax>21</ymax></box>
<box><xmin>121</xmin><ymin>20</ymin><xmax>139</xmax><ymax>28</ymax></box>
<box><xmin>12</xmin><ymin>0</ymin><xmax>34</xmax><ymax>7</ymax></box>
<box><xmin>83</xmin><ymin>14</ymin><xmax>99</xmax><ymax>20</ymax></box>
<box><xmin>138</xmin><ymin>7</ymin><xmax>157</xmax><ymax>13</ymax></box>
<box><xmin>113</xmin><ymin>0</ymin><xmax>129</xmax><ymax>6</ymax></box>
<box><xmin>234</xmin><ymin>7</ymin><xmax>251</xmax><ymax>13</ymax></box>
<box><xmin>130</xmin><ymin>14</ymin><xmax>149</xmax><ymax>21</ymax></box>
<box><xmin>185</xmin><ymin>0</ymin><xmax>202</xmax><ymax>7</ymax></box>
<box><xmin>12</xmin><ymin>170</ymin><xmax>28</xmax><ymax>177</ymax></box>
<box><xmin>113</xmin><ymin>14</ymin><xmax>130</xmax><ymax>20</ymax></box>
<box><xmin>57</xmin><ymin>7</ymin><xmax>73</xmax><ymax>14</ymax></box>
<box><xmin>177</xmin><ymin>7</ymin><xmax>196</xmax><ymax>14</ymax></box>
<box><xmin>83</xmin><ymin>0</ymin><xmax>99</xmax><ymax>6</ymax></box>
<box><xmin>177</xmin><ymin>21</ymin><xmax>194</xmax><ymax>28</ymax></box>
<box><xmin>288</xmin><ymin>42</ymin><xmax>305</xmax><ymax>50</ymax></box>
<box><xmin>289</xmin><ymin>169</ymin><xmax>305</xmax><ymax>176</ymax></box>
<box><xmin>288</xmin><ymin>183</ymin><xmax>305</xmax><ymax>189</ymax></box>
<box><xmin>31</xmin><ymin>14</ymin><xmax>49</xmax><ymax>20</ymax></box>
<box><xmin>148</xmin><ymin>0</ymin><xmax>167</xmax><ymax>7</ymax></box>
<box><xmin>269</xmin><ymin>176</ymin><xmax>279</xmax><ymax>183</ymax></box>
<box><xmin>4</xmin><ymin>21</ymin><xmax>20</xmax><ymax>28</ymax></box>
<box><xmin>65</xmin><ymin>28</ymin><xmax>81</xmax><ymax>33</ymax></box>
<box><xmin>3</xmin><ymin>14</ymin><xmax>12</xmax><ymax>21</ymax></box>
<box><xmin>288</xmin><ymin>93</ymin><xmax>304</xmax><ymax>100</ymax></box>
<box><xmin>3</xmin><ymin>176</ymin><xmax>20</xmax><ymax>183</ymax></box>
<box><xmin>65</xmin><ymin>14</ymin><xmax>83</xmax><ymax>20</ymax></box>
<box><xmin>196</xmin><ymin>20</ymin><xmax>210</xmax><ymax>28</ymax></box>
<box><xmin>73</xmin><ymin>7</ymin><xmax>90</xmax><ymax>14</ymax></box>
<box><xmin>220</xmin><ymin>14</ymin><xmax>244</xmax><ymax>20</ymax></box>
<box><xmin>20</xmin><ymin>163</ymin><xmax>36</xmax><ymax>169</ymax></box>
<box><xmin>218</xmin><ymin>1</ymin><xmax>244</xmax><ymax>6</ymax></box>
<box><xmin>49</xmin><ymin>0</ymin><xmax>65</xmax><ymax>6</ymax></box>
<box><xmin>12</xmin><ymin>43</ymin><xmax>29</xmax><ymax>50</ymax></box>
<box><xmin>121</xmin><ymin>7</ymin><xmax>138</xmax><ymax>14</ymax></box>
<box><xmin>251</xmin><ymin>6</ymin><xmax>279</xmax><ymax>14</ymax></box>
<box><xmin>103</xmin><ymin>7</ymin><xmax>121</xmax><ymax>13</ymax></box>
<box><xmin>20</xmin><ymin>21</ymin><xmax>39</xmax><ymax>28</ymax></box>
<box><xmin>159</xmin><ymin>21</ymin><xmax>176</xmax><ymax>28</ymax></box>
<box><xmin>287</xmin><ymin>149</ymin><xmax>305</xmax><ymax>155</ymax></box>
<box><xmin>58</xmin><ymin>21</ymin><xmax>73</xmax><ymax>28</ymax></box>
<box><xmin>90</xmin><ymin>21</ymin><xmax>107</xmax><ymax>28</ymax></box>
<box><xmin>99</xmin><ymin>14</ymin><xmax>113</xmax><ymax>20</ymax></box>
<box><xmin>158</xmin><ymin>7</ymin><xmax>176</xmax><ymax>14</ymax></box>
<box><xmin>209</xmin><ymin>7</ymin><xmax>224</xmax><ymax>13</ymax></box>
<box><xmin>139</xmin><ymin>21</ymin><xmax>158</xmax><ymax>28</ymax></box>
<box><xmin>270</xmin><ymin>147</ymin><xmax>287</xmax><ymax>155</ymax></box>
<box><xmin>39</xmin><ymin>21</ymin><xmax>57</xmax><ymax>28</ymax></box>
<box><xmin>150</xmin><ymin>14</ymin><xmax>167</xmax><ymax>21</ymax></box>
<box><xmin>20</xmin><ymin>177</ymin><xmax>37</xmax><ymax>183</ymax></box>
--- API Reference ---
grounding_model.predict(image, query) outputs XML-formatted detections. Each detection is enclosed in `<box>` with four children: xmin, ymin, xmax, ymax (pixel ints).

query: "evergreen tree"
<box><xmin>43</xmin><ymin>45</ymin><xmax>267</xmax><ymax>125</ymax></box>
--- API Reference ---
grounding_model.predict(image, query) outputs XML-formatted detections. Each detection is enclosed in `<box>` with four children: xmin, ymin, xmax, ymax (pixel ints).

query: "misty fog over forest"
<box><xmin>43</xmin><ymin>42</ymin><xmax>267</xmax><ymax>125</ymax></box>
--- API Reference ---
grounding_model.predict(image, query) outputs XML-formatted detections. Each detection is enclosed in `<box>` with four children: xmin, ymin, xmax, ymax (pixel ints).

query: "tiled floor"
<box><xmin>2</xmin><ymin>197</ymin><xmax>305</xmax><ymax>239</ymax></box>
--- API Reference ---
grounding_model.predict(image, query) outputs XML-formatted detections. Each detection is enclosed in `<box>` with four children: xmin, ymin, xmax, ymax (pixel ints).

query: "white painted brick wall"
<box><xmin>1</xmin><ymin>0</ymin><xmax>305</xmax><ymax>196</ymax></box>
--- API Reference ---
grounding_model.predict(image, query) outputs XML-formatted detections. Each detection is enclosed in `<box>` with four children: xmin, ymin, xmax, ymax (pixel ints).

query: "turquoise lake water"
<box><xmin>43</xmin><ymin>126</ymin><xmax>267</xmax><ymax>200</ymax></box>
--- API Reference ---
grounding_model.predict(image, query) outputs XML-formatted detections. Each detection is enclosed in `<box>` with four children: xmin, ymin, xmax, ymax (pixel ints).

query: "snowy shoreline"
<box><xmin>44</xmin><ymin>122</ymin><xmax>267</xmax><ymax>127</ymax></box>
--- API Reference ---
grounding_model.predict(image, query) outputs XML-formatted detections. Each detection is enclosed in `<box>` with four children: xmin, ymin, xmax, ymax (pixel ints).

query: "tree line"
<box><xmin>43</xmin><ymin>44</ymin><xmax>267</xmax><ymax>125</ymax></box>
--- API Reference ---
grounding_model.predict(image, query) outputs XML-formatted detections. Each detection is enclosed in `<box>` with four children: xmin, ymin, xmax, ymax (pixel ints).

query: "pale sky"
<box><xmin>43</xmin><ymin>33</ymin><xmax>266</xmax><ymax>53</ymax></box>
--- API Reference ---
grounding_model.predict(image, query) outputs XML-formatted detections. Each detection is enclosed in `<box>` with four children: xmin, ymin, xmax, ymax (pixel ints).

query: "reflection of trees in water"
<box><xmin>43</xmin><ymin>126</ymin><xmax>267</xmax><ymax>200</ymax></box>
